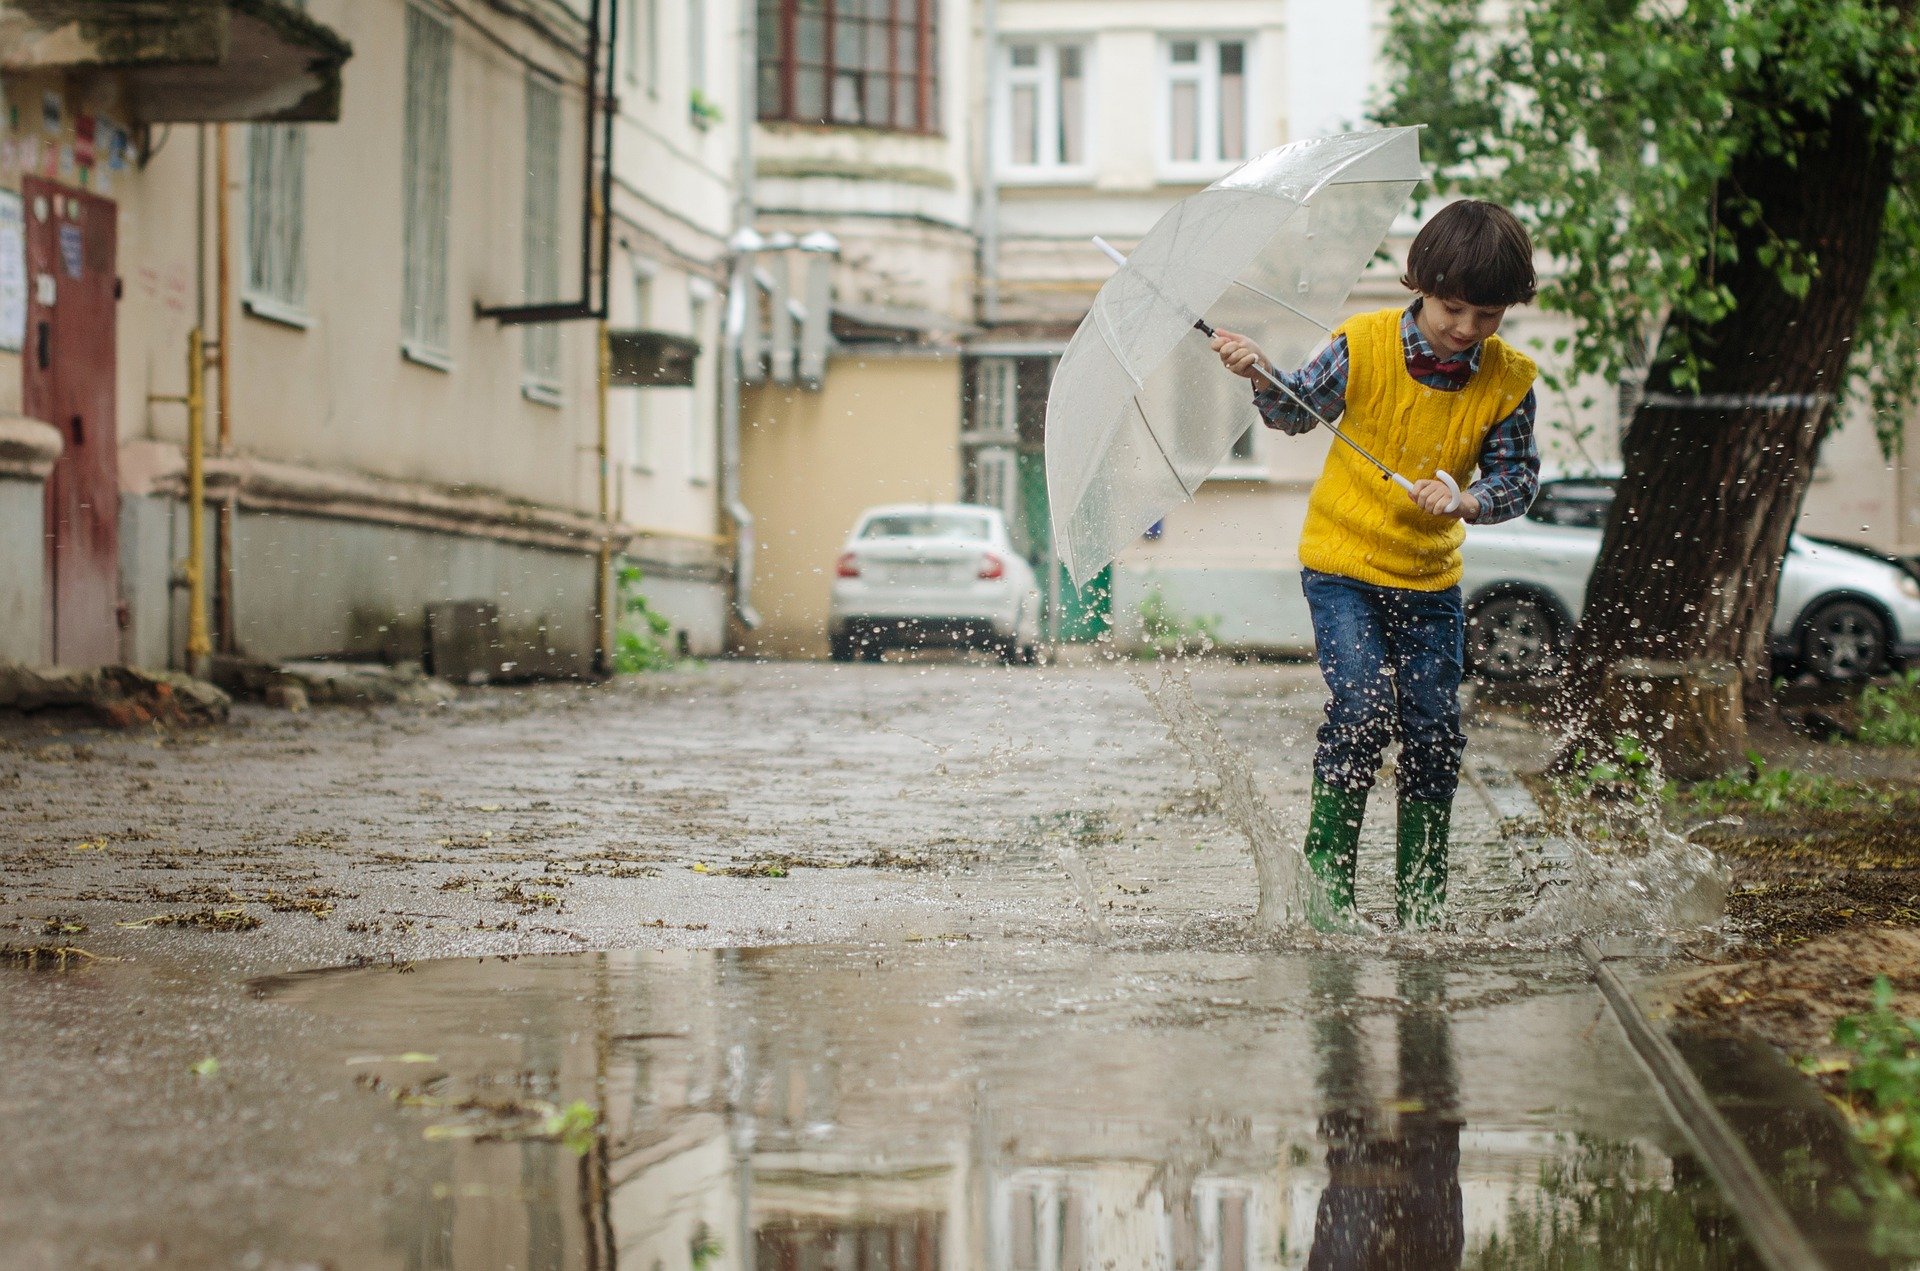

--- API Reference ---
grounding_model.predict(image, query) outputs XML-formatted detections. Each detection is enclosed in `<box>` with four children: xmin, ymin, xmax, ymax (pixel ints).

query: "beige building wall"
<box><xmin>739</xmin><ymin>355</ymin><xmax>964</xmax><ymax>657</ymax></box>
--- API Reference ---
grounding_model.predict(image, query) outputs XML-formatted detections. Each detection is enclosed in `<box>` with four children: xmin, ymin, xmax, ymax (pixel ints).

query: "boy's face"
<box><xmin>1418</xmin><ymin>294</ymin><xmax>1510</xmax><ymax>357</ymax></box>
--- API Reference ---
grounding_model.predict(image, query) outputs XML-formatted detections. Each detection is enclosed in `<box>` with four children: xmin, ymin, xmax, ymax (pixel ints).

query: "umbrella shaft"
<box><xmin>1250</xmin><ymin>360</ymin><xmax>1397</xmax><ymax>482</ymax></box>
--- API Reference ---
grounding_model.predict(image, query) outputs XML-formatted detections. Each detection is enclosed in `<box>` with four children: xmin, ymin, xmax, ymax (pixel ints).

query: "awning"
<box><xmin>608</xmin><ymin>329</ymin><xmax>701</xmax><ymax>389</ymax></box>
<box><xmin>0</xmin><ymin>0</ymin><xmax>352</xmax><ymax>123</ymax></box>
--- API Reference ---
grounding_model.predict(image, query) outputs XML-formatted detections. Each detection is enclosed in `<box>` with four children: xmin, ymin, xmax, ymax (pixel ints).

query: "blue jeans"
<box><xmin>1302</xmin><ymin>569</ymin><xmax>1466</xmax><ymax>804</ymax></box>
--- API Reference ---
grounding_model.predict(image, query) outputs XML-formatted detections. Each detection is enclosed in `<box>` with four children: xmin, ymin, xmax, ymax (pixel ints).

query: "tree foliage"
<box><xmin>1378</xmin><ymin>0</ymin><xmax>1920</xmax><ymax>453</ymax></box>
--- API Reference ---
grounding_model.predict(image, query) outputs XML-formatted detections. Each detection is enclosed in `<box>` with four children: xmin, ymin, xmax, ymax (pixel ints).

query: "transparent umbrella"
<box><xmin>1045</xmin><ymin>127</ymin><xmax>1427</xmax><ymax>588</ymax></box>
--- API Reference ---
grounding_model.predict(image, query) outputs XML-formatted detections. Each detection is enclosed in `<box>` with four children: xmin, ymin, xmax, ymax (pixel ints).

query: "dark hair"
<box><xmin>1400</xmin><ymin>200</ymin><xmax>1537</xmax><ymax>306</ymax></box>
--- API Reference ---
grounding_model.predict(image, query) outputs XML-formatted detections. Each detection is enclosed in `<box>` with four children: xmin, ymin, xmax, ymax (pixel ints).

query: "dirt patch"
<box><xmin>1661</xmin><ymin>927</ymin><xmax>1920</xmax><ymax>1062</ymax></box>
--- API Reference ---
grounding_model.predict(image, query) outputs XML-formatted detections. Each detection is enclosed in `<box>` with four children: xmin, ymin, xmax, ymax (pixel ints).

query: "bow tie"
<box><xmin>1407</xmin><ymin>351</ymin><xmax>1472</xmax><ymax>385</ymax></box>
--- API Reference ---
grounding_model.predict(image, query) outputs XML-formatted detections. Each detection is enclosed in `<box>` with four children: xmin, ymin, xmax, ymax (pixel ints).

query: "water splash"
<box><xmin>1132</xmin><ymin>661</ymin><xmax>1309</xmax><ymax>932</ymax></box>
<box><xmin>1496</xmin><ymin>821</ymin><xmax>1730</xmax><ymax>940</ymax></box>
<box><xmin>1052</xmin><ymin>833</ymin><xmax>1113</xmax><ymax>944</ymax></box>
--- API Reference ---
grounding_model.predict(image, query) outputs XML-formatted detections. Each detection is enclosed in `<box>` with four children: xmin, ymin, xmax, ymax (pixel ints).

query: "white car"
<box><xmin>828</xmin><ymin>504</ymin><xmax>1043</xmax><ymax>664</ymax></box>
<box><xmin>1461</xmin><ymin>477</ymin><xmax>1920</xmax><ymax>681</ymax></box>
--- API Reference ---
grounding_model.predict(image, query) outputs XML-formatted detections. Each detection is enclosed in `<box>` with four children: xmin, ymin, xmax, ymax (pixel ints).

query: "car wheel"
<box><xmin>1800</xmin><ymin>598</ymin><xmax>1888</xmax><ymax>681</ymax></box>
<box><xmin>1466</xmin><ymin>592</ymin><xmax>1561</xmax><ymax>681</ymax></box>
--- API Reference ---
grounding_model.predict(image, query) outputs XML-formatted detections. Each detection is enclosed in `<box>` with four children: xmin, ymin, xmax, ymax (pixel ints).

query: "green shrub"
<box><xmin>1136</xmin><ymin>588</ymin><xmax>1222</xmax><ymax>658</ymax></box>
<box><xmin>1860</xmin><ymin>671</ymin><xmax>1920</xmax><ymax>748</ymax></box>
<box><xmin>614</xmin><ymin>562</ymin><xmax>678</xmax><ymax>674</ymax></box>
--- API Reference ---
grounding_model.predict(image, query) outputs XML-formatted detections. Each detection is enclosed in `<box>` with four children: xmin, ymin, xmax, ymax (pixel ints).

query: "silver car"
<box><xmin>1461</xmin><ymin>477</ymin><xmax>1920</xmax><ymax>681</ymax></box>
<box><xmin>828</xmin><ymin>504</ymin><xmax>1043</xmax><ymax>664</ymax></box>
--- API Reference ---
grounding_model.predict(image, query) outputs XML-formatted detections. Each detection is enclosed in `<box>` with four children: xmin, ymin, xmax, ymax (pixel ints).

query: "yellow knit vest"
<box><xmin>1297</xmin><ymin>308</ymin><xmax>1536</xmax><ymax>591</ymax></box>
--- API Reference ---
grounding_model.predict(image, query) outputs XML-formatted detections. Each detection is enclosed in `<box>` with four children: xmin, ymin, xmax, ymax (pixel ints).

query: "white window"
<box><xmin>402</xmin><ymin>2</ymin><xmax>453</xmax><ymax>365</ymax></box>
<box><xmin>244</xmin><ymin>123</ymin><xmax>307</xmax><ymax>323</ymax></box>
<box><xmin>688</xmin><ymin>0</ymin><xmax>707</xmax><ymax>104</ymax></box>
<box><xmin>1162</xmin><ymin>37</ymin><xmax>1248</xmax><ymax>175</ymax></box>
<box><xmin>630</xmin><ymin>269</ymin><xmax>655</xmax><ymax>472</ymax></box>
<box><xmin>687</xmin><ymin>283</ymin><xmax>713</xmax><ymax>485</ymax></box>
<box><xmin>1000</xmin><ymin>41</ymin><xmax>1088</xmax><ymax>177</ymax></box>
<box><xmin>523</xmin><ymin>74</ymin><xmax>563</xmax><ymax>402</ymax></box>
<box><xmin>644</xmin><ymin>0</ymin><xmax>661</xmax><ymax>96</ymax></box>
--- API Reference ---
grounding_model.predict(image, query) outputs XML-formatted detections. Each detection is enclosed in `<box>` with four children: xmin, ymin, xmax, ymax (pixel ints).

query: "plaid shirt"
<box><xmin>1251</xmin><ymin>301</ymin><xmax>1540</xmax><ymax>525</ymax></box>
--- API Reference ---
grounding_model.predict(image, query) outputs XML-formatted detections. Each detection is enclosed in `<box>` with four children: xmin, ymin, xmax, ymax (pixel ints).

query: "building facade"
<box><xmin>0</xmin><ymin>0</ymin><xmax>735</xmax><ymax>680</ymax></box>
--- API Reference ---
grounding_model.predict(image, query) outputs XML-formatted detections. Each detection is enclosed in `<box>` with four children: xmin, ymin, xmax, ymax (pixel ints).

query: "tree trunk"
<box><xmin>1552</xmin><ymin>88</ymin><xmax>1898</xmax><ymax>772</ymax></box>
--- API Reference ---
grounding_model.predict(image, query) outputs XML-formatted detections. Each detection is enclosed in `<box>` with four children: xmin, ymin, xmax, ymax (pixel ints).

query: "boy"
<box><xmin>1210</xmin><ymin>199</ymin><xmax>1540</xmax><ymax>932</ymax></box>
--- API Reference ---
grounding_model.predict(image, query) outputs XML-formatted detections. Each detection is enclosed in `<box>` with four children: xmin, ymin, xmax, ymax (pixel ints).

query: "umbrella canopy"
<box><xmin>1045</xmin><ymin>127</ymin><xmax>1425</xmax><ymax>588</ymax></box>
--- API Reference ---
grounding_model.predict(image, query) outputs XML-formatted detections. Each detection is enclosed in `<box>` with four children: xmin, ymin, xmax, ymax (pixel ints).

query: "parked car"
<box><xmin>828</xmin><ymin>504</ymin><xmax>1043</xmax><ymax>664</ymax></box>
<box><xmin>1460</xmin><ymin>476</ymin><xmax>1920</xmax><ymax>681</ymax></box>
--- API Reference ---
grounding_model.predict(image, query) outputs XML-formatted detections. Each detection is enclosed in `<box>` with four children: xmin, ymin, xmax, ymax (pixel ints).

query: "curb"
<box><xmin>1463</xmin><ymin>745</ymin><xmax>1825</xmax><ymax>1271</ymax></box>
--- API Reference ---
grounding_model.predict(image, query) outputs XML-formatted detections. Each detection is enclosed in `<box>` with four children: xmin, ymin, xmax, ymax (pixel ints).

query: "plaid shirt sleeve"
<box><xmin>1250</xmin><ymin>335</ymin><xmax>1348</xmax><ymax>435</ymax></box>
<box><xmin>1464</xmin><ymin>387</ymin><xmax>1540</xmax><ymax>524</ymax></box>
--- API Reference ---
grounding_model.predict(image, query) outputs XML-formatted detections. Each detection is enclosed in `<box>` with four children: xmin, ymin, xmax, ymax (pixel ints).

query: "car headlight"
<box><xmin>1901</xmin><ymin>573</ymin><xmax>1920</xmax><ymax>603</ymax></box>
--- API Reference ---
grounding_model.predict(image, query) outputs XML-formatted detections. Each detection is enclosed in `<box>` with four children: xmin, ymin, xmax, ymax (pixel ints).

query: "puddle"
<box><xmin>248</xmin><ymin>943</ymin><xmax>1819</xmax><ymax>1269</ymax></box>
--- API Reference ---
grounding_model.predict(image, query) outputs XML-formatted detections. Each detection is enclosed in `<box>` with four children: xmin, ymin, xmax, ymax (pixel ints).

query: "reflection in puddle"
<box><xmin>259</xmin><ymin>945</ymin><xmax>1759</xmax><ymax>1270</ymax></box>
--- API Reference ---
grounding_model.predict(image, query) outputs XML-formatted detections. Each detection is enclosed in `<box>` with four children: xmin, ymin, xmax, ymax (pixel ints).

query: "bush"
<box><xmin>614</xmin><ymin>562</ymin><xmax>678</xmax><ymax>674</ymax></box>
<box><xmin>1136</xmin><ymin>588</ymin><xmax>1221</xmax><ymax>658</ymax></box>
<box><xmin>1860</xmin><ymin>671</ymin><xmax>1920</xmax><ymax>747</ymax></box>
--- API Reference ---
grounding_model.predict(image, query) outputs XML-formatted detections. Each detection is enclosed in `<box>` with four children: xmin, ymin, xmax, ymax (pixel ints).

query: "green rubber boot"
<box><xmin>1397</xmin><ymin>799</ymin><xmax>1452</xmax><ymax>930</ymax></box>
<box><xmin>1303</xmin><ymin>779</ymin><xmax>1368</xmax><ymax>933</ymax></box>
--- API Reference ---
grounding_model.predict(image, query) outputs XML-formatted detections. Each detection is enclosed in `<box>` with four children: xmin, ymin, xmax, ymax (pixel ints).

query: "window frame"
<box><xmin>756</xmin><ymin>0</ymin><xmax>942</xmax><ymax>135</ymax></box>
<box><xmin>401</xmin><ymin>0</ymin><xmax>454</xmax><ymax>369</ymax></box>
<box><xmin>996</xmin><ymin>38</ymin><xmax>1092</xmax><ymax>183</ymax></box>
<box><xmin>687</xmin><ymin>279</ymin><xmax>714</xmax><ymax>486</ymax></box>
<box><xmin>1157</xmin><ymin>34</ymin><xmax>1252</xmax><ymax>182</ymax></box>
<box><xmin>522</xmin><ymin>72</ymin><xmax>564</xmax><ymax>406</ymax></box>
<box><xmin>243</xmin><ymin>122</ymin><xmax>310</xmax><ymax>328</ymax></box>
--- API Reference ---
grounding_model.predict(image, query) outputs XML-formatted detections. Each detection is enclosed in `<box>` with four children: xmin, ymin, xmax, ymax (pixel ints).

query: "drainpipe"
<box><xmin>594</xmin><ymin>321</ymin><xmax>614</xmax><ymax>674</ymax></box>
<box><xmin>721</xmin><ymin>235</ymin><xmax>762</xmax><ymax>633</ymax></box>
<box><xmin>722</xmin><ymin>0</ymin><xmax>762</xmax><ymax>632</ymax></box>
<box><xmin>213</xmin><ymin>122</ymin><xmax>236</xmax><ymax>656</ymax></box>
<box><xmin>978</xmin><ymin>0</ymin><xmax>1000</xmax><ymax>328</ymax></box>
<box><xmin>150</xmin><ymin>330</ymin><xmax>211</xmax><ymax>678</ymax></box>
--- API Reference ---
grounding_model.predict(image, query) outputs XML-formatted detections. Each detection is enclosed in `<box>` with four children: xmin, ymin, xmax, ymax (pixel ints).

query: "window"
<box><xmin>245</xmin><ymin>123</ymin><xmax>307</xmax><ymax>322</ymax></box>
<box><xmin>630</xmin><ymin>269</ymin><xmax>654</xmax><ymax>471</ymax></box>
<box><xmin>1163</xmin><ymin>37</ymin><xmax>1248</xmax><ymax>173</ymax></box>
<box><xmin>402</xmin><ymin>3</ymin><xmax>453</xmax><ymax>364</ymax></box>
<box><xmin>1000</xmin><ymin>41</ymin><xmax>1087</xmax><ymax>175</ymax></box>
<box><xmin>523</xmin><ymin>74</ymin><xmax>563</xmax><ymax>401</ymax></box>
<box><xmin>757</xmin><ymin>0</ymin><xmax>940</xmax><ymax>133</ymax></box>
<box><xmin>687</xmin><ymin>284</ymin><xmax>713</xmax><ymax>484</ymax></box>
<box><xmin>688</xmin><ymin>0</ymin><xmax>707</xmax><ymax>111</ymax></box>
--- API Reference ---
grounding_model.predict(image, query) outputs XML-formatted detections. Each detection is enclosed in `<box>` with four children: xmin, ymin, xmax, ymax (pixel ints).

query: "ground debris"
<box><xmin>2</xmin><ymin>942</ymin><xmax>105</xmax><ymax>968</ymax></box>
<box><xmin>115</xmin><ymin>907</ymin><xmax>263</xmax><ymax>932</ymax></box>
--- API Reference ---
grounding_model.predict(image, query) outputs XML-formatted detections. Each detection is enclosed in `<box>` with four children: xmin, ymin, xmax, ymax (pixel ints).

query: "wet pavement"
<box><xmin>0</xmin><ymin>660</ymin><xmax>1882</xmax><ymax>1266</ymax></box>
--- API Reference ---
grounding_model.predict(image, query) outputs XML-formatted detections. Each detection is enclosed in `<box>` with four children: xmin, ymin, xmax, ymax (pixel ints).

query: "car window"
<box><xmin>1527</xmin><ymin>480</ymin><xmax>1616</xmax><ymax>530</ymax></box>
<box><xmin>859</xmin><ymin>512</ymin><xmax>993</xmax><ymax>541</ymax></box>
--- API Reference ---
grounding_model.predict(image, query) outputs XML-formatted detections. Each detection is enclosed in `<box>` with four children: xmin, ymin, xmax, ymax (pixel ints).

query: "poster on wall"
<box><xmin>0</xmin><ymin>190</ymin><xmax>23</xmax><ymax>353</ymax></box>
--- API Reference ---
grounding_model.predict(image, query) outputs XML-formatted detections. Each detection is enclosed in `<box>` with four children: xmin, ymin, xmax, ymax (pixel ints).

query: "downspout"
<box><xmin>722</xmin><ymin>0</ymin><xmax>761</xmax><ymax>631</ymax></box>
<box><xmin>594</xmin><ymin>321</ymin><xmax>613</xmax><ymax>675</ymax></box>
<box><xmin>721</xmin><ymin>249</ymin><xmax>760</xmax><ymax>632</ymax></box>
<box><xmin>978</xmin><ymin>0</ymin><xmax>1000</xmax><ymax>328</ymax></box>
<box><xmin>213</xmin><ymin>122</ymin><xmax>236</xmax><ymax>656</ymax></box>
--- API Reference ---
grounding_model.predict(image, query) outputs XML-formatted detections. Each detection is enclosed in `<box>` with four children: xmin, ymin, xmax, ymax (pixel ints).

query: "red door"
<box><xmin>23</xmin><ymin>177</ymin><xmax>119</xmax><ymax>667</ymax></box>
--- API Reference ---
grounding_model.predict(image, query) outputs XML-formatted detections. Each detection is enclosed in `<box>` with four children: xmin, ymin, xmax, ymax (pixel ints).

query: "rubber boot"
<box><xmin>1303</xmin><ymin>779</ymin><xmax>1368</xmax><ymax>933</ymax></box>
<box><xmin>1396</xmin><ymin>798</ymin><xmax>1452</xmax><ymax>930</ymax></box>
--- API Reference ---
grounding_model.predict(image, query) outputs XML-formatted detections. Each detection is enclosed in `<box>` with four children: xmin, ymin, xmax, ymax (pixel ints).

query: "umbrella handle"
<box><xmin>1391</xmin><ymin>470</ymin><xmax>1463</xmax><ymax>515</ymax></box>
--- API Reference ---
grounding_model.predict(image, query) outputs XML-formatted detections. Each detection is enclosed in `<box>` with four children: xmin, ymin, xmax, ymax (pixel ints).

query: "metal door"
<box><xmin>23</xmin><ymin>178</ymin><xmax>119</xmax><ymax>666</ymax></box>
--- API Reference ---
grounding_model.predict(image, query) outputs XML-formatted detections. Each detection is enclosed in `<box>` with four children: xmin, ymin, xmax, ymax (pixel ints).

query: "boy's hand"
<box><xmin>1410</xmin><ymin>479</ymin><xmax>1480</xmax><ymax>522</ymax></box>
<box><xmin>1209</xmin><ymin>330</ymin><xmax>1269</xmax><ymax>382</ymax></box>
